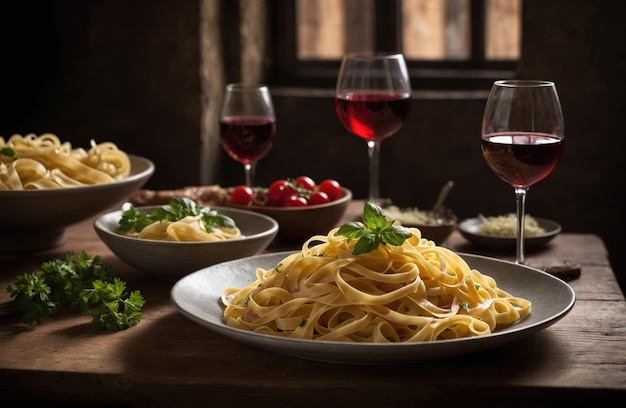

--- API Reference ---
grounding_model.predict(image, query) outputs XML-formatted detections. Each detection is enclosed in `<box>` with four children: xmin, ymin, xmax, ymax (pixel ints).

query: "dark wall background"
<box><xmin>1</xmin><ymin>1</ymin><xmax>624</xmax><ymax>293</ymax></box>
<box><xmin>0</xmin><ymin>0</ymin><xmax>202</xmax><ymax>188</ymax></box>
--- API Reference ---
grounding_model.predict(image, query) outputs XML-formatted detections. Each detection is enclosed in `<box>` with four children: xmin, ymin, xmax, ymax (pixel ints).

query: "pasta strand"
<box><xmin>222</xmin><ymin>226</ymin><xmax>531</xmax><ymax>343</ymax></box>
<box><xmin>0</xmin><ymin>133</ymin><xmax>130</xmax><ymax>190</ymax></box>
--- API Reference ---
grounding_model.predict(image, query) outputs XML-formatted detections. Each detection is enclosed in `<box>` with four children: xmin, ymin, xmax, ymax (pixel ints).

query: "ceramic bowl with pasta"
<box><xmin>94</xmin><ymin>205</ymin><xmax>279</xmax><ymax>281</ymax></box>
<box><xmin>0</xmin><ymin>134</ymin><xmax>155</xmax><ymax>253</ymax></box>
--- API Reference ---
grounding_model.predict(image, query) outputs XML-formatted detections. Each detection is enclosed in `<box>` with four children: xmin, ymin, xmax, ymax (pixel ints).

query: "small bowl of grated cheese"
<box><xmin>477</xmin><ymin>213</ymin><xmax>547</xmax><ymax>237</ymax></box>
<box><xmin>458</xmin><ymin>213</ymin><xmax>561</xmax><ymax>250</ymax></box>
<box><xmin>382</xmin><ymin>205</ymin><xmax>457</xmax><ymax>245</ymax></box>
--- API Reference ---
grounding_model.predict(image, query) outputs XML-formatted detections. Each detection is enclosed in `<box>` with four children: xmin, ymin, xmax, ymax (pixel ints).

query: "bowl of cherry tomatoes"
<box><xmin>227</xmin><ymin>176</ymin><xmax>352</xmax><ymax>241</ymax></box>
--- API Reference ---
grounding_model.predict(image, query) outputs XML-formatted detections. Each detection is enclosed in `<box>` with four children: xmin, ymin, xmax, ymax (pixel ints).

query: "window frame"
<box><xmin>267</xmin><ymin>0</ymin><xmax>518</xmax><ymax>91</ymax></box>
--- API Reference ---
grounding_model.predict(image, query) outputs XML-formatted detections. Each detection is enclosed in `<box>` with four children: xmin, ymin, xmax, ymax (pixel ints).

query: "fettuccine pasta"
<box><xmin>222</xmin><ymin>228</ymin><xmax>531</xmax><ymax>342</ymax></box>
<box><xmin>117</xmin><ymin>198</ymin><xmax>244</xmax><ymax>242</ymax></box>
<box><xmin>124</xmin><ymin>216</ymin><xmax>243</xmax><ymax>242</ymax></box>
<box><xmin>0</xmin><ymin>133</ymin><xmax>130</xmax><ymax>190</ymax></box>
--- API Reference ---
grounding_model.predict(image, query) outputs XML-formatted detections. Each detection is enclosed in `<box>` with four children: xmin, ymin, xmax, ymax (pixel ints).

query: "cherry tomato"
<box><xmin>319</xmin><ymin>179</ymin><xmax>342</xmax><ymax>201</ymax></box>
<box><xmin>308</xmin><ymin>191</ymin><xmax>330</xmax><ymax>206</ymax></box>
<box><xmin>295</xmin><ymin>176</ymin><xmax>316</xmax><ymax>191</ymax></box>
<box><xmin>251</xmin><ymin>189</ymin><xmax>268</xmax><ymax>206</ymax></box>
<box><xmin>229</xmin><ymin>185</ymin><xmax>254</xmax><ymax>206</ymax></box>
<box><xmin>267</xmin><ymin>180</ymin><xmax>296</xmax><ymax>206</ymax></box>
<box><xmin>283</xmin><ymin>195</ymin><xmax>308</xmax><ymax>207</ymax></box>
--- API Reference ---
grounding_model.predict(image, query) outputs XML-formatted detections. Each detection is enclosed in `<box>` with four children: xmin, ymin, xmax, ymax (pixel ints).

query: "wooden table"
<box><xmin>1</xmin><ymin>201</ymin><xmax>625</xmax><ymax>407</ymax></box>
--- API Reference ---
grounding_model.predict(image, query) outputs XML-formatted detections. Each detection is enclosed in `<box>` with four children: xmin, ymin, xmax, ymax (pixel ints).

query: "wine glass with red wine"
<box><xmin>481</xmin><ymin>80</ymin><xmax>565</xmax><ymax>264</ymax></box>
<box><xmin>220</xmin><ymin>83</ymin><xmax>276</xmax><ymax>186</ymax></box>
<box><xmin>335</xmin><ymin>53</ymin><xmax>411</xmax><ymax>205</ymax></box>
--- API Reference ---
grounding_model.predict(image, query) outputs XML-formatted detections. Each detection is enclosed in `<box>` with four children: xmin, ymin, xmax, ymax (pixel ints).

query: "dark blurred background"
<box><xmin>1</xmin><ymin>0</ymin><xmax>623</xmax><ymax>293</ymax></box>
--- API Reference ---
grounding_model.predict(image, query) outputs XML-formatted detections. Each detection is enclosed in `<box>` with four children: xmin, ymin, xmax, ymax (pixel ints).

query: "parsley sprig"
<box><xmin>2</xmin><ymin>252</ymin><xmax>144</xmax><ymax>331</ymax></box>
<box><xmin>118</xmin><ymin>197</ymin><xmax>236</xmax><ymax>233</ymax></box>
<box><xmin>79</xmin><ymin>278</ymin><xmax>144</xmax><ymax>331</ymax></box>
<box><xmin>336</xmin><ymin>201</ymin><xmax>413</xmax><ymax>255</ymax></box>
<box><xmin>1</xmin><ymin>147</ymin><xmax>16</xmax><ymax>160</ymax></box>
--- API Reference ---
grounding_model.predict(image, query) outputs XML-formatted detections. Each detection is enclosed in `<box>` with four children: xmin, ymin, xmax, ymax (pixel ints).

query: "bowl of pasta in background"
<box><xmin>228</xmin><ymin>187</ymin><xmax>353</xmax><ymax>242</ymax></box>
<box><xmin>94</xmin><ymin>205</ymin><xmax>279</xmax><ymax>281</ymax></box>
<box><xmin>0</xmin><ymin>154</ymin><xmax>155</xmax><ymax>253</ymax></box>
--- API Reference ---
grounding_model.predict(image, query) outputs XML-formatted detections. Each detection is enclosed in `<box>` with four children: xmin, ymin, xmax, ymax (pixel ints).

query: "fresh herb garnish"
<box><xmin>1</xmin><ymin>147</ymin><xmax>16</xmax><ymax>159</ymax></box>
<box><xmin>336</xmin><ymin>201</ymin><xmax>413</xmax><ymax>255</ymax></box>
<box><xmin>118</xmin><ymin>197</ymin><xmax>236</xmax><ymax>233</ymax></box>
<box><xmin>2</xmin><ymin>252</ymin><xmax>144</xmax><ymax>331</ymax></box>
<box><xmin>78</xmin><ymin>278</ymin><xmax>144</xmax><ymax>331</ymax></box>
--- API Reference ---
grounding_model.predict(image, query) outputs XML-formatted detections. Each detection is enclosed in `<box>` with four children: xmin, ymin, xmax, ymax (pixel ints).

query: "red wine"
<box><xmin>335</xmin><ymin>92</ymin><xmax>410</xmax><ymax>141</ymax></box>
<box><xmin>220</xmin><ymin>116</ymin><xmax>276</xmax><ymax>164</ymax></box>
<box><xmin>482</xmin><ymin>133</ymin><xmax>564</xmax><ymax>188</ymax></box>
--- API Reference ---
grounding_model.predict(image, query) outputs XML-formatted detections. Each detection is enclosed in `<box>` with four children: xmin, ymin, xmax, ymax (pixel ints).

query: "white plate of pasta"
<box><xmin>172</xmin><ymin>247</ymin><xmax>575</xmax><ymax>365</ymax></box>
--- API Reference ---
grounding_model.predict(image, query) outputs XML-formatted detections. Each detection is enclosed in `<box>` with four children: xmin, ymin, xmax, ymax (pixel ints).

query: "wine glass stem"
<box><xmin>243</xmin><ymin>162</ymin><xmax>256</xmax><ymax>187</ymax></box>
<box><xmin>367</xmin><ymin>140</ymin><xmax>382</xmax><ymax>204</ymax></box>
<box><xmin>514</xmin><ymin>187</ymin><xmax>528</xmax><ymax>264</ymax></box>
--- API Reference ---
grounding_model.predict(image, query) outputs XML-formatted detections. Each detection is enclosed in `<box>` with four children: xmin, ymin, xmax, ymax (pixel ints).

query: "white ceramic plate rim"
<box><xmin>171</xmin><ymin>251</ymin><xmax>575</xmax><ymax>365</ymax></box>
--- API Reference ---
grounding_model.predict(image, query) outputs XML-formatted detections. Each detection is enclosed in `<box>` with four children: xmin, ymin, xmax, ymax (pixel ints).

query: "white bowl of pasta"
<box><xmin>0</xmin><ymin>133</ymin><xmax>155</xmax><ymax>253</ymax></box>
<box><xmin>94</xmin><ymin>203</ymin><xmax>279</xmax><ymax>281</ymax></box>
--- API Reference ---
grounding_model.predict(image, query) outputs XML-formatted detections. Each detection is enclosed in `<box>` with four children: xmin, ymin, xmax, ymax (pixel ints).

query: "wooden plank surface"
<box><xmin>1</xmin><ymin>203</ymin><xmax>625</xmax><ymax>406</ymax></box>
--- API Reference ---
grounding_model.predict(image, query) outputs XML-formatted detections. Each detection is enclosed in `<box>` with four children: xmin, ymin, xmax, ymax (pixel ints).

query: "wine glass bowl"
<box><xmin>481</xmin><ymin>133</ymin><xmax>564</xmax><ymax>188</ymax></box>
<box><xmin>220</xmin><ymin>83</ymin><xmax>276</xmax><ymax>186</ymax></box>
<box><xmin>481</xmin><ymin>80</ymin><xmax>564</xmax><ymax>264</ymax></box>
<box><xmin>335</xmin><ymin>53</ymin><xmax>411</xmax><ymax>204</ymax></box>
<box><xmin>335</xmin><ymin>92</ymin><xmax>410</xmax><ymax>141</ymax></box>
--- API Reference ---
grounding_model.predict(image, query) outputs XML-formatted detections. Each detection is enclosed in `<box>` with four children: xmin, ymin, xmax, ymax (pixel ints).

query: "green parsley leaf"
<box><xmin>118</xmin><ymin>203</ymin><xmax>153</xmax><ymax>232</ymax></box>
<box><xmin>2</xmin><ymin>252</ymin><xmax>143</xmax><ymax>331</ymax></box>
<box><xmin>78</xmin><ymin>278</ymin><xmax>145</xmax><ymax>331</ymax></box>
<box><xmin>201</xmin><ymin>208</ymin><xmax>237</xmax><ymax>231</ymax></box>
<box><xmin>5</xmin><ymin>271</ymin><xmax>56</xmax><ymax>324</ymax></box>
<box><xmin>118</xmin><ymin>197</ymin><xmax>236</xmax><ymax>233</ymax></box>
<box><xmin>1</xmin><ymin>147</ymin><xmax>16</xmax><ymax>159</ymax></box>
<box><xmin>336</xmin><ymin>201</ymin><xmax>413</xmax><ymax>255</ymax></box>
